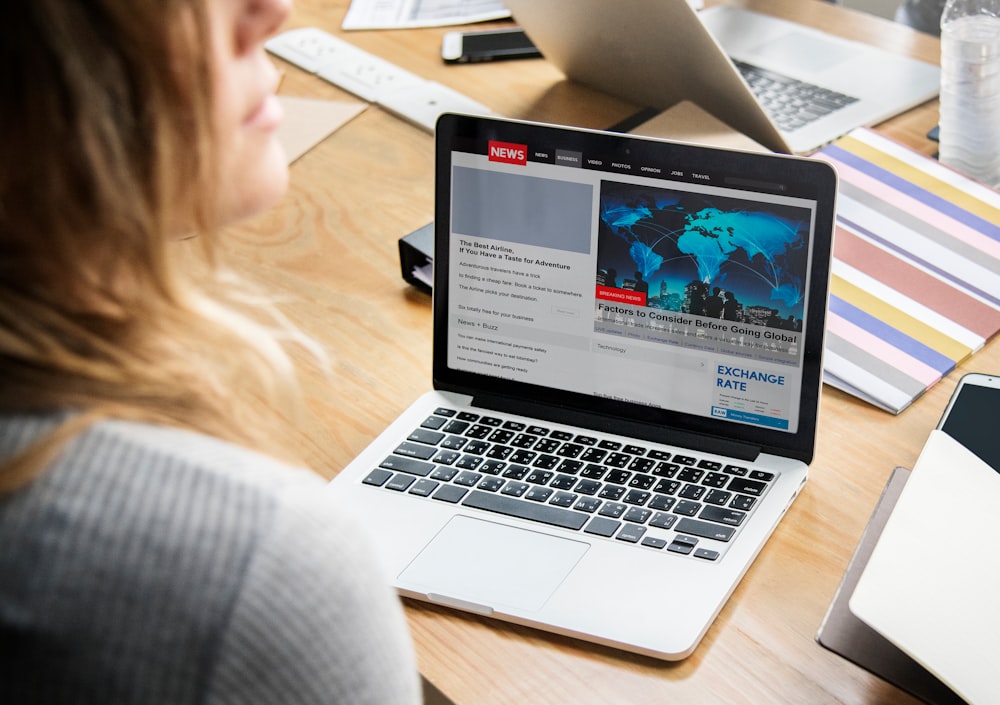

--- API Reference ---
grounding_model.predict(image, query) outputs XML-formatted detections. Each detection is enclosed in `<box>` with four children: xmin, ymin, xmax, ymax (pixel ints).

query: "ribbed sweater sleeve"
<box><xmin>0</xmin><ymin>415</ymin><xmax>421</xmax><ymax>705</ymax></box>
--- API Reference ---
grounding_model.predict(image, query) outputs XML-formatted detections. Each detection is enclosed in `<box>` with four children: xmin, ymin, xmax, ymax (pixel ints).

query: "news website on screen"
<box><xmin>446</xmin><ymin>136</ymin><xmax>819</xmax><ymax>433</ymax></box>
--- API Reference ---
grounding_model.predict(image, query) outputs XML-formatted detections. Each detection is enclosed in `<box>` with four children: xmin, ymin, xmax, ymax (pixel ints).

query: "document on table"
<box><xmin>277</xmin><ymin>97</ymin><xmax>367</xmax><ymax>164</ymax></box>
<box><xmin>850</xmin><ymin>430</ymin><xmax>1000</xmax><ymax>705</ymax></box>
<box><xmin>342</xmin><ymin>0</ymin><xmax>511</xmax><ymax>29</ymax></box>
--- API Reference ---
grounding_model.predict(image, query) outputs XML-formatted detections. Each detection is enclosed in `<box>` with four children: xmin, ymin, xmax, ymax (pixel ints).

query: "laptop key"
<box><xmin>463</xmin><ymin>440</ymin><xmax>490</xmax><ymax>455</ymax></box>
<box><xmin>454</xmin><ymin>471</ymin><xmax>482</xmax><ymax>487</ymax></box>
<box><xmin>584</xmin><ymin>516</ymin><xmax>620</xmax><ymax>537</ymax></box>
<box><xmin>699</xmin><ymin>505</ymin><xmax>746</xmax><ymax>527</ymax></box>
<box><xmin>463</xmin><ymin>490</ymin><xmax>589</xmax><ymax>530</ymax></box>
<box><xmin>466</xmin><ymin>425</ymin><xmax>492</xmax><ymax>439</ymax></box>
<box><xmin>694</xmin><ymin>548</ymin><xmax>721</xmax><ymax>561</ymax></box>
<box><xmin>477</xmin><ymin>477</ymin><xmax>504</xmax><ymax>492</ymax></box>
<box><xmin>551</xmin><ymin>474</ymin><xmax>578</xmax><ymax>490</ymax></box>
<box><xmin>420</xmin><ymin>416</ymin><xmax>448</xmax><ymax>430</ymax></box>
<box><xmin>379</xmin><ymin>455</ymin><xmax>434</xmax><ymax>476</ymax></box>
<box><xmin>431</xmin><ymin>450</ymin><xmax>460</xmax><ymax>465</ymax></box>
<box><xmin>649</xmin><ymin>495</ymin><xmax>676</xmax><ymax>511</ymax></box>
<box><xmin>430</xmin><ymin>466</ymin><xmax>458</xmax><ymax>482</ymax></box>
<box><xmin>704</xmin><ymin>489</ymin><xmax>732</xmax><ymax>506</ymax></box>
<box><xmin>598</xmin><ymin>485</ymin><xmax>625</xmax><ymax>500</ymax></box>
<box><xmin>432</xmin><ymin>485</ymin><xmax>468</xmax><ymax>504</ymax></box>
<box><xmin>407</xmin><ymin>428</ymin><xmax>445</xmax><ymax>445</ymax></box>
<box><xmin>502</xmin><ymin>464</ymin><xmax>529</xmax><ymax>480</ymax></box>
<box><xmin>650</xmin><ymin>512</ymin><xmax>677</xmax><ymax>530</ymax></box>
<box><xmin>616</xmin><ymin>524</ymin><xmax>646</xmax><ymax>543</ymax></box>
<box><xmin>526</xmin><ymin>469</ymin><xmax>554</xmax><ymax>485</ymax></box>
<box><xmin>668</xmin><ymin>540</ymin><xmax>695</xmax><ymax>555</ymax></box>
<box><xmin>456</xmin><ymin>455</ymin><xmax>483</xmax><ymax>470</ymax></box>
<box><xmin>575</xmin><ymin>479</ymin><xmax>602</xmax><ymax>495</ymax></box>
<box><xmin>363</xmin><ymin>468</ymin><xmax>393</xmax><ymax>486</ymax></box>
<box><xmin>501</xmin><ymin>481</ymin><xmax>529</xmax><ymax>497</ymax></box>
<box><xmin>674</xmin><ymin>500</ymin><xmax>701</xmax><ymax>516</ymax></box>
<box><xmin>598</xmin><ymin>501</ymin><xmax>626</xmax><ymax>518</ymax></box>
<box><xmin>510</xmin><ymin>433</ymin><xmax>539</xmax><ymax>449</ymax></box>
<box><xmin>393</xmin><ymin>442</ymin><xmax>437</xmax><ymax>461</ymax></box>
<box><xmin>727</xmin><ymin>477</ymin><xmax>767</xmax><ymax>496</ymax></box>
<box><xmin>440</xmin><ymin>436</ymin><xmax>468</xmax><ymax>451</ymax></box>
<box><xmin>579</xmin><ymin>447</ymin><xmax>607</xmax><ymax>463</ymax></box>
<box><xmin>549</xmin><ymin>491</ymin><xmax>578</xmax><ymax>508</ymax></box>
<box><xmin>533</xmin><ymin>454</ymin><xmax>561</xmax><ymax>470</ymax></box>
<box><xmin>679</xmin><ymin>484</ymin><xmax>706</xmax><ymax>501</ymax></box>
<box><xmin>676</xmin><ymin>517</ymin><xmax>736</xmax><ymax>542</ymax></box>
<box><xmin>525</xmin><ymin>487</ymin><xmax>554</xmax><ymax>503</ymax></box>
<box><xmin>556</xmin><ymin>459</ymin><xmax>583</xmax><ymax>474</ymax></box>
<box><xmin>703</xmin><ymin>472</ymin><xmax>729</xmax><ymax>488</ymax></box>
<box><xmin>386</xmin><ymin>474</ymin><xmax>415</xmax><ymax>492</ymax></box>
<box><xmin>409</xmin><ymin>479</ymin><xmax>439</xmax><ymax>497</ymax></box>
<box><xmin>623</xmin><ymin>507</ymin><xmax>651</xmax><ymax>524</ymax></box>
<box><xmin>557</xmin><ymin>443</ymin><xmax>584</xmax><ymax>458</ymax></box>
<box><xmin>479</xmin><ymin>460</ymin><xmax>506</xmax><ymax>475</ymax></box>
<box><xmin>442</xmin><ymin>420</ymin><xmax>469</xmax><ymax>434</ymax></box>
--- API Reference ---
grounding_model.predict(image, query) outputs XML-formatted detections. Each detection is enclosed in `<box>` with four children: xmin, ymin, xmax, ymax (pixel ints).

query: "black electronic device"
<box><xmin>441</xmin><ymin>28</ymin><xmax>541</xmax><ymax>63</ymax></box>
<box><xmin>937</xmin><ymin>372</ymin><xmax>1000</xmax><ymax>472</ymax></box>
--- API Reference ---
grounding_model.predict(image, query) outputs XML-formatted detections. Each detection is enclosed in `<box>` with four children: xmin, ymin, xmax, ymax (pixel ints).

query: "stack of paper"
<box><xmin>814</xmin><ymin>129</ymin><xmax>1000</xmax><ymax>413</ymax></box>
<box><xmin>850</xmin><ymin>430</ymin><xmax>1000</xmax><ymax>705</ymax></box>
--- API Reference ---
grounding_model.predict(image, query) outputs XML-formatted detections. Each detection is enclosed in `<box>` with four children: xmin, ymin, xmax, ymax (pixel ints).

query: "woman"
<box><xmin>0</xmin><ymin>1</ymin><xmax>421</xmax><ymax>703</ymax></box>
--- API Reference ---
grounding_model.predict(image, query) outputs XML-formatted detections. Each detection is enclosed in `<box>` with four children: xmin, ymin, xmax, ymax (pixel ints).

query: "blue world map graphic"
<box><xmin>597</xmin><ymin>181</ymin><xmax>812</xmax><ymax>324</ymax></box>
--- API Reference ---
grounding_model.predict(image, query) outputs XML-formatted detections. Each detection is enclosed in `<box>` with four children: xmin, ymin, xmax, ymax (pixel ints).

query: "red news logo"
<box><xmin>488</xmin><ymin>140</ymin><xmax>528</xmax><ymax>165</ymax></box>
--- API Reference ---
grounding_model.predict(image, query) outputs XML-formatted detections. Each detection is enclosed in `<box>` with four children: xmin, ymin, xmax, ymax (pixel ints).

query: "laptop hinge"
<box><xmin>472</xmin><ymin>394</ymin><xmax>761</xmax><ymax>462</ymax></box>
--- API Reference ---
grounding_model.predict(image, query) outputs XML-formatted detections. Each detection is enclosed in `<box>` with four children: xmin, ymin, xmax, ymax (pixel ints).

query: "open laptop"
<box><xmin>325</xmin><ymin>113</ymin><xmax>837</xmax><ymax>659</ymax></box>
<box><xmin>501</xmin><ymin>0</ymin><xmax>941</xmax><ymax>154</ymax></box>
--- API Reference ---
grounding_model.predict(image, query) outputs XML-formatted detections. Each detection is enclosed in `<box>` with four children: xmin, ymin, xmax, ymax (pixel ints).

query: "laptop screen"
<box><xmin>433</xmin><ymin>114</ymin><xmax>836</xmax><ymax>463</ymax></box>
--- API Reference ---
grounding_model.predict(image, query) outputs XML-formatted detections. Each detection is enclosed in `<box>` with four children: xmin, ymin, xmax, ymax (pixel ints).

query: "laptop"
<box><xmin>325</xmin><ymin>113</ymin><xmax>837</xmax><ymax>659</ymax></box>
<box><xmin>501</xmin><ymin>0</ymin><xmax>941</xmax><ymax>154</ymax></box>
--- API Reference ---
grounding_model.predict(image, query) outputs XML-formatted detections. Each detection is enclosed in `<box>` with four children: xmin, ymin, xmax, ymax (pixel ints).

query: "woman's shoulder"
<box><xmin>0</xmin><ymin>417</ymin><xmax>419</xmax><ymax>703</ymax></box>
<box><xmin>0</xmin><ymin>412</ymin><xmax>365</xmax><ymax>593</ymax></box>
<box><xmin>1</xmin><ymin>412</ymin><xmax>326</xmax><ymax>506</ymax></box>
<box><xmin>1</xmin><ymin>412</ymin><xmax>351</xmax><ymax>579</ymax></box>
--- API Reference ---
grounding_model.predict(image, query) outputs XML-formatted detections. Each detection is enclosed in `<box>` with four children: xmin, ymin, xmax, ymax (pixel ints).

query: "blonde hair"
<box><xmin>0</xmin><ymin>0</ymin><xmax>314</xmax><ymax>489</ymax></box>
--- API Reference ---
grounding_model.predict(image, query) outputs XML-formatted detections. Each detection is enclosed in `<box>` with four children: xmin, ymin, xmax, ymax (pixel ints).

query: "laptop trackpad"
<box><xmin>398</xmin><ymin>515</ymin><xmax>589</xmax><ymax>612</ymax></box>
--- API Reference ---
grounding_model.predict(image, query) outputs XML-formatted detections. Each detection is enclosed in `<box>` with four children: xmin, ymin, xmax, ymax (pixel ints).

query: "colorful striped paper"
<box><xmin>814</xmin><ymin>128</ymin><xmax>1000</xmax><ymax>413</ymax></box>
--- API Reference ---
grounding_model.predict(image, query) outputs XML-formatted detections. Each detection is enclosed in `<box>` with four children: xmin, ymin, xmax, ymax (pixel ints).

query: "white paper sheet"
<box><xmin>342</xmin><ymin>0</ymin><xmax>510</xmax><ymax>30</ymax></box>
<box><xmin>850</xmin><ymin>430</ymin><xmax>1000</xmax><ymax>705</ymax></box>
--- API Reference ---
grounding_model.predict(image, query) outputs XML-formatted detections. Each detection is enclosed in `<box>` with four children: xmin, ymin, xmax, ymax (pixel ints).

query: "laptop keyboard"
<box><xmin>361</xmin><ymin>406</ymin><xmax>778</xmax><ymax>562</ymax></box>
<box><xmin>734</xmin><ymin>60</ymin><xmax>859</xmax><ymax>132</ymax></box>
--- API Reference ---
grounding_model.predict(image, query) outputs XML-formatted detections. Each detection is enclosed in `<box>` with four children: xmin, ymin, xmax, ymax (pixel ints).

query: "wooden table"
<box><xmin>226</xmin><ymin>1</ymin><xmax>983</xmax><ymax>702</ymax></box>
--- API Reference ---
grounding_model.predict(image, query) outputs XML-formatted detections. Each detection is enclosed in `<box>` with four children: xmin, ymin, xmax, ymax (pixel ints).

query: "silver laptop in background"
<box><xmin>502</xmin><ymin>0</ymin><xmax>940</xmax><ymax>154</ymax></box>
<box><xmin>325</xmin><ymin>113</ymin><xmax>838</xmax><ymax>659</ymax></box>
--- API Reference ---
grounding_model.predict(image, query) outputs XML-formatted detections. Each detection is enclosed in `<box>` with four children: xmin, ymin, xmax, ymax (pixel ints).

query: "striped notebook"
<box><xmin>814</xmin><ymin>129</ymin><xmax>1000</xmax><ymax>414</ymax></box>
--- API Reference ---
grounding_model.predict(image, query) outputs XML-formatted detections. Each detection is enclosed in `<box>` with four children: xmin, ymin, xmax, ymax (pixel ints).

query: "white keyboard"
<box><xmin>266</xmin><ymin>27</ymin><xmax>493</xmax><ymax>133</ymax></box>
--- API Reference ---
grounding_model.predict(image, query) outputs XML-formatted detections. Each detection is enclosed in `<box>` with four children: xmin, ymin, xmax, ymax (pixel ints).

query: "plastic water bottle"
<box><xmin>939</xmin><ymin>0</ymin><xmax>1000</xmax><ymax>186</ymax></box>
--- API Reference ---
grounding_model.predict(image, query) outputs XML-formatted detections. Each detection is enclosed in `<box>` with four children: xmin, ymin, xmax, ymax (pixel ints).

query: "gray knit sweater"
<box><xmin>0</xmin><ymin>414</ymin><xmax>421</xmax><ymax>704</ymax></box>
